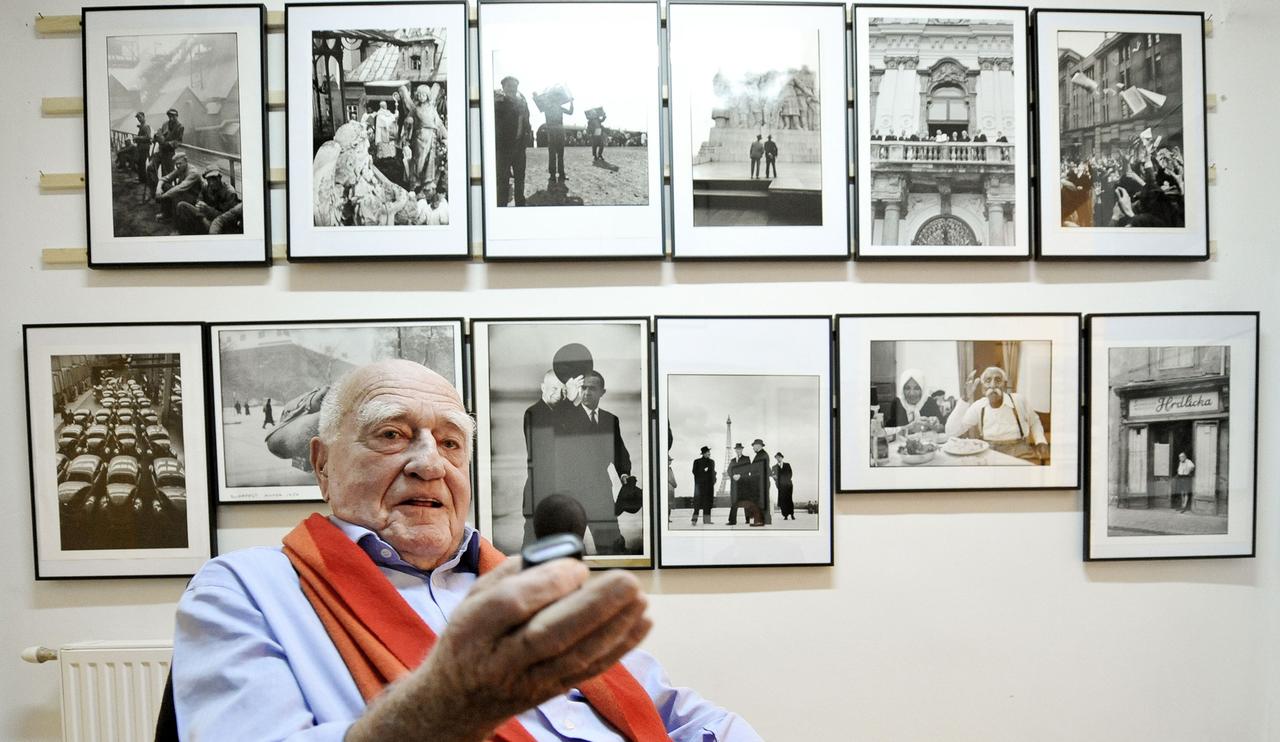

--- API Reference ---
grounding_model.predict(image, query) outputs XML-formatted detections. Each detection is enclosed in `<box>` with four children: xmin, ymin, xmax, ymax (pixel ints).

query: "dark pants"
<box><xmin>691</xmin><ymin>490</ymin><xmax>712</xmax><ymax>523</ymax></box>
<box><xmin>592</xmin><ymin>135</ymin><xmax>605</xmax><ymax>159</ymax></box>
<box><xmin>1175</xmin><ymin>476</ymin><xmax>1193</xmax><ymax>511</ymax></box>
<box><xmin>765</xmin><ymin>155</ymin><xmax>777</xmax><ymax>178</ymax></box>
<box><xmin>496</xmin><ymin>146</ymin><xmax>526</xmax><ymax>206</ymax></box>
<box><xmin>750</xmin><ymin>157</ymin><xmax>761</xmax><ymax>178</ymax></box>
<box><xmin>547</xmin><ymin>127</ymin><xmax>566</xmax><ymax>178</ymax></box>
<box><xmin>135</xmin><ymin>147</ymin><xmax>149</xmax><ymax>183</ymax></box>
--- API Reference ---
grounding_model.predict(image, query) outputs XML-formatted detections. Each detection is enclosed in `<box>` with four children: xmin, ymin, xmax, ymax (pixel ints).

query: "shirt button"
<box><xmin>564</xmin><ymin>720</ymin><xmax>576</xmax><ymax>731</ymax></box>
<box><xmin>380</xmin><ymin>548</ymin><xmax>392</xmax><ymax>558</ymax></box>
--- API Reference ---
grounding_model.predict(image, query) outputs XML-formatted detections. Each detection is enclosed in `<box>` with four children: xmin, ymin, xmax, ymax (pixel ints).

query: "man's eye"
<box><xmin>379</xmin><ymin>429</ymin><xmax>403</xmax><ymax>440</ymax></box>
<box><xmin>440</xmin><ymin>438</ymin><xmax>461</xmax><ymax>450</ymax></box>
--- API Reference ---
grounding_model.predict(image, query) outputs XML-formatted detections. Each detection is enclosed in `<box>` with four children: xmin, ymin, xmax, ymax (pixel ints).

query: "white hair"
<box><xmin>317</xmin><ymin>361</ymin><xmax>475</xmax><ymax>460</ymax></box>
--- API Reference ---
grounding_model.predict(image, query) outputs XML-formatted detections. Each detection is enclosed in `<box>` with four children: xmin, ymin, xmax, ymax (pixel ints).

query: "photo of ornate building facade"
<box><xmin>864</xmin><ymin>17</ymin><xmax>1020</xmax><ymax>247</ymax></box>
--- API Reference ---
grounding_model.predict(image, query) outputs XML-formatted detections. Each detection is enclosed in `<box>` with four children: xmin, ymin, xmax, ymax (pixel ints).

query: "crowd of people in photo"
<box><xmin>870</xmin><ymin>127</ymin><xmax>1011</xmax><ymax>162</ymax></box>
<box><xmin>1060</xmin><ymin>135</ymin><xmax>1186</xmax><ymax>228</ymax></box>
<box><xmin>685</xmin><ymin>440</ymin><xmax>797</xmax><ymax>527</ymax></box>
<box><xmin>116</xmin><ymin>108</ymin><xmax>244</xmax><ymax>235</ymax></box>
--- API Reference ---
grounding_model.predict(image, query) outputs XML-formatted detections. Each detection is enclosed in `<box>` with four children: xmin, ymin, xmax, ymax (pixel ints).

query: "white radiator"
<box><xmin>22</xmin><ymin>640</ymin><xmax>172</xmax><ymax>742</ymax></box>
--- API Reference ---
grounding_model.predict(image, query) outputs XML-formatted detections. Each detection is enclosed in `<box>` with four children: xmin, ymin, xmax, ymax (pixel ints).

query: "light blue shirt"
<box><xmin>173</xmin><ymin>517</ymin><xmax>761</xmax><ymax>741</ymax></box>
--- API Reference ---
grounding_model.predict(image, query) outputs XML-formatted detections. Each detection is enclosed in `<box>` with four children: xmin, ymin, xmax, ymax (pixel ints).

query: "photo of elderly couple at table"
<box><xmin>868</xmin><ymin>339</ymin><xmax>1053</xmax><ymax>470</ymax></box>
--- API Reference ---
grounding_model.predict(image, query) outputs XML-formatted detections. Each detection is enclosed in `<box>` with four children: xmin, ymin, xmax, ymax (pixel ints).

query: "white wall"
<box><xmin>3</xmin><ymin>0</ymin><xmax>1278</xmax><ymax>740</ymax></box>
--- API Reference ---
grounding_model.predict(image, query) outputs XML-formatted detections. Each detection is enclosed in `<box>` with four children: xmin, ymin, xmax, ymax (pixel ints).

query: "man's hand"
<box><xmin>961</xmin><ymin>370</ymin><xmax>980</xmax><ymax>403</ymax></box>
<box><xmin>564</xmin><ymin>375</ymin><xmax>585</xmax><ymax>406</ymax></box>
<box><xmin>347</xmin><ymin>558</ymin><xmax>651</xmax><ymax>742</ymax></box>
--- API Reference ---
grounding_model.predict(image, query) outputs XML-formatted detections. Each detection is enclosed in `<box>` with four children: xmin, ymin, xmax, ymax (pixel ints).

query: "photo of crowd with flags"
<box><xmin>1057</xmin><ymin>30</ymin><xmax>1186</xmax><ymax>229</ymax></box>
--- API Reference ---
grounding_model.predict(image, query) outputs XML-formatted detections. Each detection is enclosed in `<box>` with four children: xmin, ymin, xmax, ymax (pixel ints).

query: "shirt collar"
<box><xmin>328</xmin><ymin>515</ymin><xmax>481</xmax><ymax>577</ymax></box>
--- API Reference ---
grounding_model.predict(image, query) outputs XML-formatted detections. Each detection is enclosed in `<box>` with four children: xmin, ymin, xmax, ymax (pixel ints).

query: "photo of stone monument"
<box><xmin>688</xmin><ymin>30</ymin><xmax>822</xmax><ymax>227</ymax></box>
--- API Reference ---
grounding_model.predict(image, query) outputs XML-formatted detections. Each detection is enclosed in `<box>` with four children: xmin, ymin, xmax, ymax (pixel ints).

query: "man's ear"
<box><xmin>310</xmin><ymin>437</ymin><xmax>330</xmax><ymax>501</ymax></box>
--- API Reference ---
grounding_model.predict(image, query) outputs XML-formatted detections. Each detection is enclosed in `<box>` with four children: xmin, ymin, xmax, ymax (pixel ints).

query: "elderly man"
<box><xmin>944</xmin><ymin>366</ymin><xmax>1049</xmax><ymax>464</ymax></box>
<box><xmin>174</xmin><ymin>360</ymin><xmax>759</xmax><ymax>740</ymax></box>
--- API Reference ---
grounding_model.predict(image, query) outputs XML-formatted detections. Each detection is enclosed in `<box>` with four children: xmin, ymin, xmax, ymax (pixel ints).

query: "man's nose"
<box><xmin>403</xmin><ymin>433</ymin><xmax>447</xmax><ymax>479</ymax></box>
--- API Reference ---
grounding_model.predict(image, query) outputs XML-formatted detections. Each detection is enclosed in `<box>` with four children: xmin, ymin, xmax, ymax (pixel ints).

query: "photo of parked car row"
<box><xmin>51</xmin><ymin>357</ymin><xmax>188</xmax><ymax>551</ymax></box>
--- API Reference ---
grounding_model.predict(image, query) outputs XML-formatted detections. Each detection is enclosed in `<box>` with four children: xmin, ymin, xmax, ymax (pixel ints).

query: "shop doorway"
<box><xmin>1147</xmin><ymin>420</ymin><xmax>1193</xmax><ymax>510</ymax></box>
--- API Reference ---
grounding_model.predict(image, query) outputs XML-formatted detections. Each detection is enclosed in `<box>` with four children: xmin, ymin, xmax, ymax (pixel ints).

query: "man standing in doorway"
<box><xmin>1175</xmin><ymin>451</ymin><xmax>1196</xmax><ymax>513</ymax></box>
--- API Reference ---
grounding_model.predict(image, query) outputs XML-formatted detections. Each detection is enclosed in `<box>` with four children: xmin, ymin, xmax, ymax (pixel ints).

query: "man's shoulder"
<box><xmin>187</xmin><ymin>546</ymin><xmax>293</xmax><ymax>593</ymax></box>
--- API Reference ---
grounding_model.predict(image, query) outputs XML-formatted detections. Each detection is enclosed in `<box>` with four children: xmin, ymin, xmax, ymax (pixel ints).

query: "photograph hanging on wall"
<box><xmin>1085</xmin><ymin>313</ymin><xmax>1257</xmax><ymax>560</ymax></box>
<box><xmin>478</xmin><ymin>1</ymin><xmax>664</xmax><ymax>258</ymax></box>
<box><xmin>472</xmin><ymin>318</ymin><xmax>652</xmax><ymax>568</ymax></box>
<box><xmin>656</xmin><ymin>316</ymin><xmax>833</xmax><ymax>568</ymax></box>
<box><xmin>667</xmin><ymin>2</ymin><xmax>850</xmax><ymax>258</ymax></box>
<box><xmin>23</xmin><ymin>324</ymin><xmax>213</xmax><ymax>578</ymax></box>
<box><xmin>82</xmin><ymin>5</ymin><xmax>269</xmax><ymax>267</ymax></box>
<box><xmin>208</xmin><ymin>319</ymin><xmax>464</xmax><ymax>503</ymax></box>
<box><xmin>853</xmin><ymin>5</ymin><xmax>1031</xmax><ymax>259</ymax></box>
<box><xmin>1034</xmin><ymin>10</ymin><xmax>1208</xmax><ymax>259</ymax></box>
<box><xmin>285</xmin><ymin>2</ymin><xmax>470</xmax><ymax>259</ymax></box>
<box><xmin>837</xmin><ymin>314</ymin><xmax>1081</xmax><ymax>492</ymax></box>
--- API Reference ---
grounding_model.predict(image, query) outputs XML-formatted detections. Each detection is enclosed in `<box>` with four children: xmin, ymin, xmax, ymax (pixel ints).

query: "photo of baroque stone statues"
<box><xmin>491</xmin><ymin>47</ymin><xmax>650</xmax><ymax>208</ymax></box>
<box><xmin>106</xmin><ymin>32</ymin><xmax>245</xmax><ymax>238</ymax></box>
<box><xmin>688</xmin><ymin>30</ymin><xmax>823</xmax><ymax>226</ymax></box>
<box><xmin>1057</xmin><ymin>30</ymin><xmax>1186</xmax><ymax>230</ymax></box>
<box><xmin>666</xmin><ymin>374</ymin><xmax>821</xmax><ymax>531</ymax></box>
<box><xmin>1105</xmin><ymin>345</ymin><xmax>1229</xmax><ymax>537</ymax></box>
<box><xmin>311</xmin><ymin>27</ymin><xmax>452</xmax><ymax>227</ymax></box>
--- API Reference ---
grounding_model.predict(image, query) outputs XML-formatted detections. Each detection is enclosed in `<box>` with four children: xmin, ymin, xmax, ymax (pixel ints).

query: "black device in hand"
<box><xmin>521</xmin><ymin>533</ymin><xmax>585</xmax><ymax>569</ymax></box>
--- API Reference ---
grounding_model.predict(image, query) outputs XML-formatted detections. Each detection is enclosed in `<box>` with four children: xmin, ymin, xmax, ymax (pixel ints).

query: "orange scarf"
<box><xmin>282</xmin><ymin>514</ymin><xmax>672</xmax><ymax>742</ymax></box>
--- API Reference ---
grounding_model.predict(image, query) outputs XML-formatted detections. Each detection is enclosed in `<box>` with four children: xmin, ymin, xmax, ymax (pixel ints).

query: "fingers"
<box><xmin>502</xmin><ymin>571</ymin><xmax>645</xmax><ymax>666</ymax></box>
<box><xmin>453</xmin><ymin>558</ymin><xmax>589</xmax><ymax>640</ymax></box>
<box><xmin>526</xmin><ymin>594</ymin><xmax>652</xmax><ymax>690</ymax></box>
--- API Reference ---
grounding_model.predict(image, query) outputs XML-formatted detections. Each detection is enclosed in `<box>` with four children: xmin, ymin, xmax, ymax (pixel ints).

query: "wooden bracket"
<box><xmin>1205</xmin><ymin>93</ymin><xmax>1218</xmax><ymax>111</ymax></box>
<box><xmin>41</xmin><ymin>97</ymin><xmax>83</xmax><ymax>116</ymax></box>
<box><xmin>1204</xmin><ymin>19</ymin><xmax>1213</xmax><ymax>37</ymax></box>
<box><xmin>266</xmin><ymin>10</ymin><xmax>284</xmax><ymax>33</ymax></box>
<box><xmin>34</xmin><ymin>14</ymin><xmax>79</xmax><ymax>35</ymax></box>
<box><xmin>269</xmin><ymin>168</ymin><xmax>286</xmax><ymax>187</ymax></box>
<box><xmin>41</xmin><ymin>247</ymin><xmax>87</xmax><ymax>265</ymax></box>
<box><xmin>1207</xmin><ymin>164</ymin><xmax>1217</xmax><ymax>184</ymax></box>
<box><xmin>267</xmin><ymin>90</ymin><xmax>285</xmax><ymax>110</ymax></box>
<box><xmin>39</xmin><ymin>173</ymin><xmax>85</xmax><ymax>192</ymax></box>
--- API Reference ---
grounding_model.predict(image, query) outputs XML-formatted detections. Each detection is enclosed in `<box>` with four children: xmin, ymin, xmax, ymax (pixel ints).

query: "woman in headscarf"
<box><xmin>884</xmin><ymin>368</ymin><xmax>943</xmax><ymax>432</ymax></box>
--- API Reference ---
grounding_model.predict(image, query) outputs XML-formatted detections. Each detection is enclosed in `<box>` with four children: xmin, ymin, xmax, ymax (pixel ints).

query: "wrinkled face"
<box><xmin>539</xmin><ymin>373</ymin><xmax>563</xmax><ymax>404</ymax></box>
<box><xmin>581</xmin><ymin>376</ymin><xmax>605</xmax><ymax>410</ymax></box>
<box><xmin>311</xmin><ymin>364</ymin><xmax>472</xmax><ymax>571</ymax></box>
<box><xmin>902</xmin><ymin>378</ymin><xmax>923</xmax><ymax>406</ymax></box>
<box><xmin>980</xmin><ymin>368</ymin><xmax>1008</xmax><ymax>407</ymax></box>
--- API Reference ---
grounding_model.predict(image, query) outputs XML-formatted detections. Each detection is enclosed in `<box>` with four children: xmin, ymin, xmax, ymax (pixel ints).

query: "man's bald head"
<box><xmin>319</xmin><ymin>360</ymin><xmax>473</xmax><ymax>455</ymax></box>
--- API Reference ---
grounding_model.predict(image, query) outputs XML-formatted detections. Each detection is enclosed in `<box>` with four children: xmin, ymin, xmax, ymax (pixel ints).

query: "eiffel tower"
<box><xmin>717</xmin><ymin>414</ymin><xmax>733</xmax><ymax>497</ymax></box>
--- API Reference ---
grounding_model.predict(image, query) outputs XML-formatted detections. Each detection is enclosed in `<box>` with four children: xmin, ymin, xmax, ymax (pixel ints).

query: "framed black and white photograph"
<box><xmin>285</xmin><ymin>2</ymin><xmax>470</xmax><ymax>260</ymax></box>
<box><xmin>655</xmin><ymin>316</ymin><xmax>833</xmax><ymax>568</ymax></box>
<box><xmin>1034</xmin><ymin>10</ymin><xmax>1208</xmax><ymax>259</ymax></box>
<box><xmin>853</xmin><ymin>5</ymin><xmax>1031</xmax><ymax>259</ymax></box>
<box><xmin>1084</xmin><ymin>313</ymin><xmax>1257</xmax><ymax>560</ymax></box>
<box><xmin>837</xmin><ymin>314</ymin><xmax>1080</xmax><ymax>492</ymax></box>
<box><xmin>472</xmin><ymin>318</ymin><xmax>652</xmax><ymax>568</ymax></box>
<box><xmin>82</xmin><ymin>5</ymin><xmax>269</xmax><ymax>267</ymax></box>
<box><xmin>666</xmin><ymin>2</ymin><xmax>850</xmax><ymax>258</ymax></box>
<box><xmin>208</xmin><ymin>319</ymin><xmax>464</xmax><ymax>503</ymax></box>
<box><xmin>478</xmin><ymin>1</ymin><xmax>664</xmax><ymax>259</ymax></box>
<box><xmin>23</xmin><ymin>324</ymin><xmax>213</xmax><ymax>578</ymax></box>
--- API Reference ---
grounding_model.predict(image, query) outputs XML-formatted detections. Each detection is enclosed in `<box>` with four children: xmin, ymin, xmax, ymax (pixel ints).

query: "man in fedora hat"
<box><xmin>772</xmin><ymin>451</ymin><xmax>794</xmax><ymax>520</ymax></box>
<box><xmin>690</xmin><ymin>445</ymin><xmax>716</xmax><ymax>525</ymax></box>
<box><xmin>745</xmin><ymin>439</ymin><xmax>771</xmax><ymax>526</ymax></box>
<box><xmin>726</xmin><ymin>443</ymin><xmax>752</xmax><ymax>526</ymax></box>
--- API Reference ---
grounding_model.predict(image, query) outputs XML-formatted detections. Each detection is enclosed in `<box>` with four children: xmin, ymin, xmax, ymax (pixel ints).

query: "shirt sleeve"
<box><xmin>172</xmin><ymin>561</ymin><xmax>354</xmax><ymax>742</ymax></box>
<box><xmin>945</xmin><ymin>399</ymin><xmax>977</xmax><ymax>437</ymax></box>
<box><xmin>1020</xmin><ymin>397</ymin><xmax>1048</xmax><ymax>446</ymax></box>
<box><xmin>621</xmin><ymin>650</ymin><xmax>763</xmax><ymax>742</ymax></box>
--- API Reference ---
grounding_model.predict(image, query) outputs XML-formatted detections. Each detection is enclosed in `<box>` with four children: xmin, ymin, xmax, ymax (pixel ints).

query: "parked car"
<box><xmin>149</xmin><ymin>457</ymin><xmax>187</xmax><ymax>516</ymax></box>
<box><xmin>71</xmin><ymin>408</ymin><xmax>92</xmax><ymax>425</ymax></box>
<box><xmin>115</xmin><ymin>408</ymin><xmax>135</xmax><ymax>426</ymax></box>
<box><xmin>143</xmin><ymin>424</ymin><xmax>172</xmax><ymax>458</ymax></box>
<box><xmin>57</xmin><ymin>424</ymin><xmax>84</xmax><ymax>455</ymax></box>
<box><xmin>104</xmin><ymin>456</ymin><xmax>141</xmax><ymax>509</ymax></box>
<box><xmin>139</xmin><ymin>407</ymin><xmax>159</xmax><ymax>426</ymax></box>
<box><xmin>54</xmin><ymin>453</ymin><xmax>69</xmax><ymax>482</ymax></box>
<box><xmin>82</xmin><ymin>424</ymin><xmax>110</xmax><ymax>456</ymax></box>
<box><xmin>110</xmin><ymin>424</ymin><xmax>140</xmax><ymax>457</ymax></box>
<box><xmin>100</xmin><ymin>396</ymin><xmax>115</xmax><ymax>410</ymax></box>
<box><xmin>57</xmin><ymin>454</ymin><xmax>104</xmax><ymax>515</ymax></box>
<box><xmin>92</xmin><ymin>409</ymin><xmax>112</xmax><ymax>425</ymax></box>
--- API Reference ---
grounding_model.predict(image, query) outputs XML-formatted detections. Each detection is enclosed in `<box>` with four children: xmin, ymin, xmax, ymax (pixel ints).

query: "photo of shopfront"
<box><xmin>1106</xmin><ymin>345</ymin><xmax>1229</xmax><ymax>537</ymax></box>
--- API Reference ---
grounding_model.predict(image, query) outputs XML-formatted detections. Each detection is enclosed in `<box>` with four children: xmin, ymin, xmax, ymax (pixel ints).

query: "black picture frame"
<box><xmin>851</xmin><ymin>4</ymin><xmax>1034</xmax><ymax>260</ymax></box>
<box><xmin>206</xmin><ymin>317</ymin><xmax>467</xmax><ymax>503</ymax></box>
<box><xmin>1083</xmin><ymin>312</ymin><xmax>1258</xmax><ymax>561</ymax></box>
<box><xmin>654</xmin><ymin>315</ymin><xmax>834</xmax><ymax>569</ymax></box>
<box><xmin>1032</xmin><ymin>10</ymin><xmax>1209</xmax><ymax>260</ymax></box>
<box><xmin>23</xmin><ymin>323</ymin><xmax>216</xmax><ymax>579</ymax></box>
<box><xmin>82</xmin><ymin>5</ymin><xmax>271</xmax><ymax>268</ymax></box>
<box><xmin>665</xmin><ymin>1</ymin><xmax>852</xmax><ymax>260</ymax></box>
<box><xmin>476</xmin><ymin>0</ymin><xmax>667</xmax><ymax>260</ymax></box>
<box><xmin>283</xmin><ymin>1</ymin><xmax>473</xmax><ymax>261</ymax></box>
<box><xmin>470</xmin><ymin>317</ymin><xmax>655</xmax><ymax>569</ymax></box>
<box><xmin>836</xmin><ymin>312</ymin><xmax>1082</xmax><ymax>492</ymax></box>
